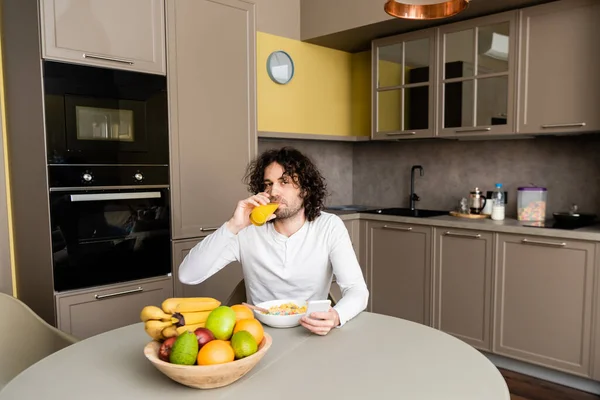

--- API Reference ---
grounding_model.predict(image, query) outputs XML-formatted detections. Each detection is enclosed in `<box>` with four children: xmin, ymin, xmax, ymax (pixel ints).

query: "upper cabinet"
<box><xmin>372</xmin><ymin>29</ymin><xmax>436</xmax><ymax>140</ymax></box>
<box><xmin>517</xmin><ymin>0</ymin><xmax>600</xmax><ymax>135</ymax></box>
<box><xmin>39</xmin><ymin>0</ymin><xmax>166</xmax><ymax>75</ymax></box>
<box><xmin>437</xmin><ymin>11</ymin><xmax>518</xmax><ymax>137</ymax></box>
<box><xmin>167</xmin><ymin>0</ymin><xmax>256</xmax><ymax>240</ymax></box>
<box><xmin>371</xmin><ymin>0</ymin><xmax>600</xmax><ymax>139</ymax></box>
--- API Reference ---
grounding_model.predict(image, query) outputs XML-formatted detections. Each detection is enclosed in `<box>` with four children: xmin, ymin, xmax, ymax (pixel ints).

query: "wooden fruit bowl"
<box><xmin>143</xmin><ymin>332</ymin><xmax>272</xmax><ymax>389</ymax></box>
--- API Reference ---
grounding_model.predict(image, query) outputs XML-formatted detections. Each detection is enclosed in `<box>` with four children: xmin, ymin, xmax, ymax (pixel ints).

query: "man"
<box><xmin>178</xmin><ymin>147</ymin><xmax>369</xmax><ymax>335</ymax></box>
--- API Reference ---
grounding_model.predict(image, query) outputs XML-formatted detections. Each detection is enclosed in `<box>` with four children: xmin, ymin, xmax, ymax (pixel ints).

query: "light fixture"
<box><xmin>384</xmin><ymin>0</ymin><xmax>470</xmax><ymax>20</ymax></box>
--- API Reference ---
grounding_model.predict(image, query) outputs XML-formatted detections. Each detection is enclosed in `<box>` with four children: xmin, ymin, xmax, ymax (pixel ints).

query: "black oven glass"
<box><xmin>43</xmin><ymin>60</ymin><xmax>168</xmax><ymax>165</ymax></box>
<box><xmin>50</xmin><ymin>187</ymin><xmax>171</xmax><ymax>291</ymax></box>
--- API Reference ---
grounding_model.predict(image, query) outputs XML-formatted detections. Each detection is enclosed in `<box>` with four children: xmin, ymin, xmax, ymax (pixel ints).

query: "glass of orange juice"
<box><xmin>249</xmin><ymin>202</ymin><xmax>279</xmax><ymax>226</ymax></box>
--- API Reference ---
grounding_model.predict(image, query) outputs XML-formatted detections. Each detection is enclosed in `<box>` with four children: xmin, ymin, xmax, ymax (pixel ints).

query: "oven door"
<box><xmin>50</xmin><ymin>188</ymin><xmax>171</xmax><ymax>292</ymax></box>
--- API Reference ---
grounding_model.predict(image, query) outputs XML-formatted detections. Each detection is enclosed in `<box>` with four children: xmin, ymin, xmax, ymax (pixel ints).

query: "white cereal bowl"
<box><xmin>253</xmin><ymin>299</ymin><xmax>307</xmax><ymax>328</ymax></box>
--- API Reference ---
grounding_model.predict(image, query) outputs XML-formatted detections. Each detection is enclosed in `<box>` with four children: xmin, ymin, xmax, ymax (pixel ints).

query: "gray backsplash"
<box><xmin>353</xmin><ymin>135</ymin><xmax>600</xmax><ymax>218</ymax></box>
<box><xmin>258</xmin><ymin>138</ymin><xmax>354</xmax><ymax>206</ymax></box>
<box><xmin>258</xmin><ymin>134</ymin><xmax>600</xmax><ymax>218</ymax></box>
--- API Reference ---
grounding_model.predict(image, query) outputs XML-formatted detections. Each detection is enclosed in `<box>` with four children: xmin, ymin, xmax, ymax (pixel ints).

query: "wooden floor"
<box><xmin>500</xmin><ymin>368</ymin><xmax>600</xmax><ymax>400</ymax></box>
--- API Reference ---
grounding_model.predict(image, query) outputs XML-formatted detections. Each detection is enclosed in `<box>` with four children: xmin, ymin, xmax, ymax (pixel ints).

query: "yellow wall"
<box><xmin>350</xmin><ymin>51</ymin><xmax>371</xmax><ymax>136</ymax></box>
<box><xmin>0</xmin><ymin>3</ymin><xmax>17</xmax><ymax>296</ymax></box>
<box><xmin>257</xmin><ymin>31</ymin><xmax>370</xmax><ymax>137</ymax></box>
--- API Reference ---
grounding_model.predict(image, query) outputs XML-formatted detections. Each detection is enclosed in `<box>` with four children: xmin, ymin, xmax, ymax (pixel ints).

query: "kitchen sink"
<box><xmin>361</xmin><ymin>207</ymin><xmax>450</xmax><ymax>218</ymax></box>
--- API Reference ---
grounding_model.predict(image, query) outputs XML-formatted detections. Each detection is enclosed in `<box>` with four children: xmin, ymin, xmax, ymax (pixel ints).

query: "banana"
<box><xmin>162</xmin><ymin>322</ymin><xmax>206</xmax><ymax>338</ymax></box>
<box><xmin>144</xmin><ymin>320</ymin><xmax>174</xmax><ymax>341</ymax></box>
<box><xmin>161</xmin><ymin>297</ymin><xmax>221</xmax><ymax>314</ymax></box>
<box><xmin>162</xmin><ymin>325</ymin><xmax>178</xmax><ymax>338</ymax></box>
<box><xmin>176</xmin><ymin>311</ymin><xmax>211</xmax><ymax>326</ymax></box>
<box><xmin>140</xmin><ymin>305</ymin><xmax>174</xmax><ymax>322</ymax></box>
<box><xmin>176</xmin><ymin>322</ymin><xmax>206</xmax><ymax>336</ymax></box>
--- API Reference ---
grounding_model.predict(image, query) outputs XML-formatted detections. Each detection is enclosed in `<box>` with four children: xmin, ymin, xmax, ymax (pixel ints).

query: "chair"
<box><xmin>225</xmin><ymin>279</ymin><xmax>338</xmax><ymax>307</ymax></box>
<box><xmin>0</xmin><ymin>292</ymin><xmax>79</xmax><ymax>388</ymax></box>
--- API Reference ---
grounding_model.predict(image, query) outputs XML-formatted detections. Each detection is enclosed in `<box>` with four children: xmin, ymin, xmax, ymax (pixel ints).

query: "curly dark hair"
<box><xmin>243</xmin><ymin>147</ymin><xmax>328</xmax><ymax>222</ymax></box>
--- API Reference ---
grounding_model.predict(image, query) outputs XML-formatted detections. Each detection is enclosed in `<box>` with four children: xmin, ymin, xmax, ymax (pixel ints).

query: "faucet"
<box><xmin>410</xmin><ymin>165</ymin><xmax>424</xmax><ymax>211</ymax></box>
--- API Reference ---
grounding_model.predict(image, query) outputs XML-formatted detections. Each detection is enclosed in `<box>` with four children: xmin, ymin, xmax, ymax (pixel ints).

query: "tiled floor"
<box><xmin>501</xmin><ymin>368</ymin><xmax>600</xmax><ymax>400</ymax></box>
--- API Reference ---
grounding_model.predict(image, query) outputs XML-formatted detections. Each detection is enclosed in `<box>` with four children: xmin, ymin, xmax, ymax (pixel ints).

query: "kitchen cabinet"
<box><xmin>372</xmin><ymin>29</ymin><xmax>436</xmax><ymax>140</ymax></box>
<box><xmin>56</xmin><ymin>276</ymin><xmax>173</xmax><ymax>340</ymax></box>
<box><xmin>167</xmin><ymin>0</ymin><xmax>257</xmax><ymax>240</ymax></box>
<box><xmin>367</xmin><ymin>221</ymin><xmax>431</xmax><ymax>325</ymax></box>
<box><xmin>593</xmin><ymin>243</ymin><xmax>600</xmax><ymax>381</ymax></box>
<box><xmin>433</xmin><ymin>228</ymin><xmax>493</xmax><ymax>351</ymax></box>
<box><xmin>301</xmin><ymin>0</ymin><xmax>391</xmax><ymax>43</ymax></box>
<box><xmin>172</xmin><ymin>238</ymin><xmax>244</xmax><ymax>302</ymax></box>
<box><xmin>517</xmin><ymin>0</ymin><xmax>600</xmax><ymax>135</ymax></box>
<box><xmin>331</xmin><ymin>219</ymin><xmax>368</xmax><ymax>307</ymax></box>
<box><xmin>39</xmin><ymin>0</ymin><xmax>166</xmax><ymax>75</ymax></box>
<box><xmin>493</xmin><ymin>233</ymin><xmax>595</xmax><ymax>377</ymax></box>
<box><xmin>436</xmin><ymin>11</ymin><xmax>518</xmax><ymax>137</ymax></box>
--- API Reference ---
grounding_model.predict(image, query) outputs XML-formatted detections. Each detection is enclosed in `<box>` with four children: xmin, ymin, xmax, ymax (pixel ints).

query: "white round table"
<box><xmin>0</xmin><ymin>312</ymin><xmax>510</xmax><ymax>399</ymax></box>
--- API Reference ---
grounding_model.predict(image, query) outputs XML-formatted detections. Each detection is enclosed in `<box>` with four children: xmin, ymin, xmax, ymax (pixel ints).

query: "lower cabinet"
<box><xmin>493</xmin><ymin>233</ymin><xmax>596</xmax><ymax>377</ymax></box>
<box><xmin>594</xmin><ymin>243</ymin><xmax>600</xmax><ymax>381</ymax></box>
<box><xmin>172</xmin><ymin>238</ymin><xmax>243</xmax><ymax>302</ymax></box>
<box><xmin>433</xmin><ymin>228</ymin><xmax>493</xmax><ymax>351</ymax></box>
<box><xmin>331</xmin><ymin>219</ymin><xmax>368</xmax><ymax>307</ymax></box>
<box><xmin>56</xmin><ymin>276</ymin><xmax>173</xmax><ymax>340</ymax></box>
<box><xmin>367</xmin><ymin>221</ymin><xmax>431</xmax><ymax>325</ymax></box>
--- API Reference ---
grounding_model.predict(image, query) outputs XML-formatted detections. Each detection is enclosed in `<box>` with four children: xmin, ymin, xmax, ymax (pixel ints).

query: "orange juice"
<box><xmin>249</xmin><ymin>203</ymin><xmax>279</xmax><ymax>226</ymax></box>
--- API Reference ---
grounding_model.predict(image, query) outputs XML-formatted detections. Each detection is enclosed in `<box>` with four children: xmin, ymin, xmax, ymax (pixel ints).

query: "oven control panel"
<box><xmin>48</xmin><ymin>166</ymin><xmax>169</xmax><ymax>188</ymax></box>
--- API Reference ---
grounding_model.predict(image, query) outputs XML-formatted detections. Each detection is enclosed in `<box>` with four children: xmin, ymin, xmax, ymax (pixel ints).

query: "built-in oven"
<box><xmin>49</xmin><ymin>165</ymin><xmax>171</xmax><ymax>292</ymax></box>
<box><xmin>42</xmin><ymin>60</ymin><xmax>168</xmax><ymax>165</ymax></box>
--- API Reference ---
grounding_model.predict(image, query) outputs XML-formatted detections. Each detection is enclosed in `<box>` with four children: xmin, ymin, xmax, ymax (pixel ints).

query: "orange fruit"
<box><xmin>231</xmin><ymin>304</ymin><xmax>254</xmax><ymax>321</ymax></box>
<box><xmin>197</xmin><ymin>340</ymin><xmax>235</xmax><ymax>366</ymax></box>
<box><xmin>233</xmin><ymin>318</ymin><xmax>264</xmax><ymax>345</ymax></box>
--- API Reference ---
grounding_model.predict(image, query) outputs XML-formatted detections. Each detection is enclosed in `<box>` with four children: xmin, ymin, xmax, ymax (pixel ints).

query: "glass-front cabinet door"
<box><xmin>437</xmin><ymin>11</ymin><xmax>517</xmax><ymax>137</ymax></box>
<box><xmin>372</xmin><ymin>29</ymin><xmax>435</xmax><ymax>140</ymax></box>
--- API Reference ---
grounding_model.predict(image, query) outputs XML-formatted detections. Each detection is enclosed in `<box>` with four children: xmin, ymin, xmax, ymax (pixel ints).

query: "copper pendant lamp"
<box><xmin>384</xmin><ymin>0</ymin><xmax>470</xmax><ymax>20</ymax></box>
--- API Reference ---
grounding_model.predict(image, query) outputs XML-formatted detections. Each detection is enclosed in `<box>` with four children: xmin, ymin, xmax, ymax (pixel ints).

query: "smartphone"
<box><xmin>305</xmin><ymin>300</ymin><xmax>331</xmax><ymax>319</ymax></box>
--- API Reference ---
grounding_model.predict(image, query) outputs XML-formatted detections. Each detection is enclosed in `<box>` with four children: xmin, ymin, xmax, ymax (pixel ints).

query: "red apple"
<box><xmin>194</xmin><ymin>327</ymin><xmax>215</xmax><ymax>349</ymax></box>
<box><xmin>158</xmin><ymin>337</ymin><xmax>177</xmax><ymax>362</ymax></box>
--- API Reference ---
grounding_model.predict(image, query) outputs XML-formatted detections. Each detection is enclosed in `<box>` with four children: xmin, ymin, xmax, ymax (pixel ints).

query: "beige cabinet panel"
<box><xmin>367</xmin><ymin>221</ymin><xmax>431</xmax><ymax>325</ymax></box>
<box><xmin>331</xmin><ymin>218</ymin><xmax>367</xmax><ymax>305</ymax></box>
<box><xmin>372</xmin><ymin>29</ymin><xmax>436</xmax><ymax>140</ymax></box>
<box><xmin>40</xmin><ymin>0</ymin><xmax>166</xmax><ymax>74</ymax></box>
<box><xmin>593</xmin><ymin>243</ymin><xmax>600</xmax><ymax>381</ymax></box>
<box><xmin>172</xmin><ymin>238</ymin><xmax>243</xmax><ymax>303</ymax></box>
<box><xmin>167</xmin><ymin>0</ymin><xmax>257</xmax><ymax>240</ymax></box>
<box><xmin>518</xmin><ymin>0</ymin><xmax>600</xmax><ymax>134</ymax></box>
<box><xmin>437</xmin><ymin>11</ymin><xmax>518</xmax><ymax>137</ymax></box>
<box><xmin>433</xmin><ymin>228</ymin><xmax>493</xmax><ymax>351</ymax></box>
<box><xmin>494</xmin><ymin>234</ymin><xmax>595</xmax><ymax>377</ymax></box>
<box><xmin>56</xmin><ymin>276</ymin><xmax>173</xmax><ymax>340</ymax></box>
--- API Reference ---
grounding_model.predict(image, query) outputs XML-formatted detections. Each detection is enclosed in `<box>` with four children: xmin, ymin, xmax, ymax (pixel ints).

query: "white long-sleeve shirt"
<box><xmin>178</xmin><ymin>212</ymin><xmax>369</xmax><ymax>327</ymax></box>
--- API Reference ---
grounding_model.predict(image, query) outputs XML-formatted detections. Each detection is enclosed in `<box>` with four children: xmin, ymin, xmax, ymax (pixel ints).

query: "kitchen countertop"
<box><xmin>326</xmin><ymin>208</ymin><xmax>600</xmax><ymax>241</ymax></box>
<box><xmin>0</xmin><ymin>312</ymin><xmax>510</xmax><ymax>400</ymax></box>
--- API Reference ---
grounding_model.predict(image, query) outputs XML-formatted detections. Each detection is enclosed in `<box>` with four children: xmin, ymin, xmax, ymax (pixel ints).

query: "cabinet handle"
<box><xmin>444</xmin><ymin>231</ymin><xmax>481</xmax><ymax>239</ymax></box>
<box><xmin>455</xmin><ymin>127</ymin><xmax>492</xmax><ymax>133</ymax></box>
<box><xmin>199</xmin><ymin>227</ymin><xmax>218</xmax><ymax>232</ymax></box>
<box><xmin>95</xmin><ymin>287</ymin><xmax>143</xmax><ymax>300</ymax></box>
<box><xmin>521</xmin><ymin>238</ymin><xmax>566</xmax><ymax>247</ymax></box>
<box><xmin>541</xmin><ymin>122</ymin><xmax>586</xmax><ymax>129</ymax></box>
<box><xmin>382</xmin><ymin>225</ymin><xmax>412</xmax><ymax>231</ymax></box>
<box><xmin>83</xmin><ymin>53</ymin><xmax>134</xmax><ymax>65</ymax></box>
<box><xmin>385</xmin><ymin>132</ymin><xmax>417</xmax><ymax>136</ymax></box>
